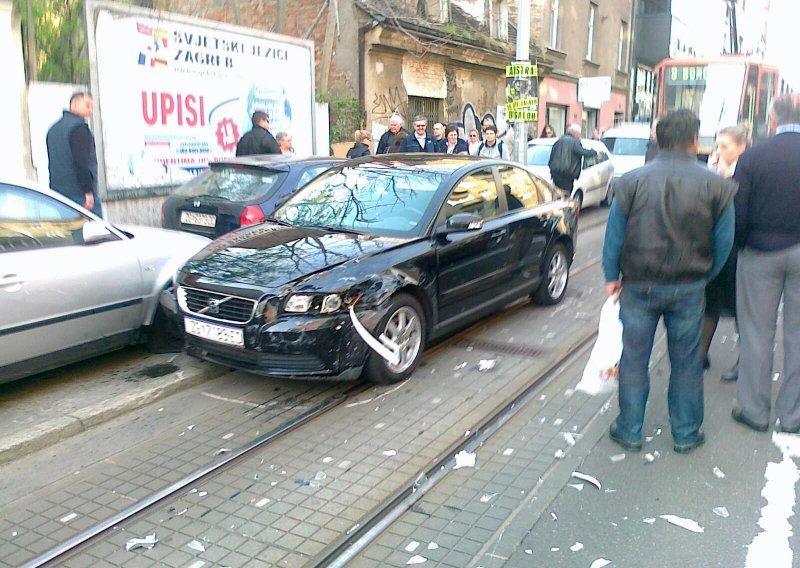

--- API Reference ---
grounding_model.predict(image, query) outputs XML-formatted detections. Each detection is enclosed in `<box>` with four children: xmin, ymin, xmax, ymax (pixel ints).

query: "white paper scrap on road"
<box><xmin>525</xmin><ymin>548</ymin><xmax>533</xmax><ymax>554</ymax></box>
<box><xmin>643</xmin><ymin>518</ymin><xmax>656</xmax><ymax>524</ymax></box>
<box><xmin>590</xmin><ymin>560</ymin><xmax>612</xmax><ymax>568</ymax></box>
<box><xmin>59</xmin><ymin>513</ymin><xmax>78</xmax><ymax>523</ymax></box>
<box><xmin>427</xmin><ymin>542</ymin><xmax>439</xmax><ymax>550</ymax></box>
<box><xmin>713</xmin><ymin>467</ymin><xmax>726</xmax><ymax>479</ymax></box>
<box><xmin>554</xmin><ymin>449</ymin><xmax>566</xmax><ymax>459</ymax></box>
<box><xmin>125</xmin><ymin>532</ymin><xmax>158</xmax><ymax>551</ymax></box>
<box><xmin>570</xmin><ymin>542</ymin><xmax>584</xmax><ymax>552</ymax></box>
<box><xmin>478</xmin><ymin>359</ymin><xmax>496</xmax><ymax>371</ymax></box>
<box><xmin>383</xmin><ymin>450</ymin><xmax>398</xmax><ymax>457</ymax></box>
<box><xmin>745</xmin><ymin>432</ymin><xmax>800</xmax><ymax>568</ymax></box>
<box><xmin>568</xmin><ymin>483</ymin><xmax>584</xmax><ymax>491</ymax></box>
<box><xmin>610</xmin><ymin>453</ymin><xmax>626</xmax><ymax>462</ymax></box>
<box><xmin>188</xmin><ymin>540</ymin><xmax>206</xmax><ymax>552</ymax></box>
<box><xmin>660</xmin><ymin>515</ymin><xmax>705</xmax><ymax>533</ymax></box>
<box><xmin>454</xmin><ymin>362</ymin><xmax>468</xmax><ymax>370</ymax></box>
<box><xmin>503</xmin><ymin>448</ymin><xmax>515</xmax><ymax>456</ymax></box>
<box><xmin>713</xmin><ymin>507</ymin><xmax>730</xmax><ymax>518</ymax></box>
<box><xmin>562</xmin><ymin>433</ymin><xmax>577</xmax><ymax>446</ymax></box>
<box><xmin>404</xmin><ymin>541</ymin><xmax>420</xmax><ymax>552</ymax></box>
<box><xmin>322</xmin><ymin>457</ymin><xmax>334</xmax><ymax>463</ymax></box>
<box><xmin>571</xmin><ymin>471</ymin><xmax>602</xmax><ymax>490</ymax></box>
<box><xmin>407</xmin><ymin>555</ymin><xmax>427</xmax><ymax>564</ymax></box>
<box><xmin>480</xmin><ymin>493</ymin><xmax>498</xmax><ymax>503</ymax></box>
<box><xmin>454</xmin><ymin>450</ymin><xmax>477</xmax><ymax>469</ymax></box>
<box><xmin>255</xmin><ymin>498</ymin><xmax>270</xmax><ymax>508</ymax></box>
<box><xmin>187</xmin><ymin>561</ymin><xmax>205</xmax><ymax>568</ymax></box>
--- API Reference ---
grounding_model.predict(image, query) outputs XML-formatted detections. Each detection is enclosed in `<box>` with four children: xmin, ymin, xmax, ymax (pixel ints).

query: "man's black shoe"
<box><xmin>732</xmin><ymin>408</ymin><xmax>769</xmax><ymax>432</ymax></box>
<box><xmin>609</xmin><ymin>424</ymin><xmax>642</xmax><ymax>452</ymax></box>
<box><xmin>674</xmin><ymin>431</ymin><xmax>705</xmax><ymax>454</ymax></box>
<box><xmin>721</xmin><ymin>368</ymin><xmax>738</xmax><ymax>381</ymax></box>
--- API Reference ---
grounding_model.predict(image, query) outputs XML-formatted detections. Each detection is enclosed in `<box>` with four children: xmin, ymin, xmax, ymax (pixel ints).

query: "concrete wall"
<box><xmin>0</xmin><ymin>1</ymin><xmax>33</xmax><ymax>180</ymax></box>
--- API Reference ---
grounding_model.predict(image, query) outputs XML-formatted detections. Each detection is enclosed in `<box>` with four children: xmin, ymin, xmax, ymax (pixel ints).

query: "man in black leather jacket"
<box><xmin>548</xmin><ymin>124</ymin><xmax>597</xmax><ymax>194</ymax></box>
<box><xmin>602</xmin><ymin>109</ymin><xmax>735</xmax><ymax>454</ymax></box>
<box><xmin>235</xmin><ymin>111</ymin><xmax>281</xmax><ymax>156</ymax></box>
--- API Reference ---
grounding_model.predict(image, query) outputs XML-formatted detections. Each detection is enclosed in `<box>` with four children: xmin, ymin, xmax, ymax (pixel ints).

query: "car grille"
<box><xmin>187</xmin><ymin>338</ymin><xmax>329</xmax><ymax>375</ymax></box>
<box><xmin>180</xmin><ymin>287</ymin><xmax>256</xmax><ymax>323</ymax></box>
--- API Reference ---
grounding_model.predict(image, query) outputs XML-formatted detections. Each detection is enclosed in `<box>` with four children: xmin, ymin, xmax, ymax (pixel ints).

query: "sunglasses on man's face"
<box><xmin>414</xmin><ymin>124</ymin><xmax>426</xmax><ymax>128</ymax></box>
<box><xmin>470</xmin><ymin>133</ymin><xmax>478</xmax><ymax>137</ymax></box>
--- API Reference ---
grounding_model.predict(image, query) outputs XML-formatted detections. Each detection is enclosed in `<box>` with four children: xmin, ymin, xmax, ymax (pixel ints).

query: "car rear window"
<box><xmin>602</xmin><ymin>137</ymin><xmax>649</xmax><ymax>156</ymax></box>
<box><xmin>175</xmin><ymin>167</ymin><xmax>287</xmax><ymax>202</ymax></box>
<box><xmin>527</xmin><ymin>145</ymin><xmax>553</xmax><ymax>166</ymax></box>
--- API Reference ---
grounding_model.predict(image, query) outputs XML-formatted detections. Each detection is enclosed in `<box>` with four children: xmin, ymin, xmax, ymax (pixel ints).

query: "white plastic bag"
<box><xmin>576</xmin><ymin>297</ymin><xmax>623</xmax><ymax>396</ymax></box>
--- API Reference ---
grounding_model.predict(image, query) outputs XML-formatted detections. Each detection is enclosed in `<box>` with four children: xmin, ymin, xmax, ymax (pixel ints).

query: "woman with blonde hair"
<box><xmin>346</xmin><ymin>130</ymin><xmax>372</xmax><ymax>158</ymax></box>
<box><xmin>702</xmin><ymin>124</ymin><xmax>750</xmax><ymax>380</ymax></box>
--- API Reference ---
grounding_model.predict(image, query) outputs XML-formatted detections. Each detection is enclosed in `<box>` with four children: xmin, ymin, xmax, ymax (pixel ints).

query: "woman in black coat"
<box><xmin>346</xmin><ymin>130</ymin><xmax>372</xmax><ymax>158</ymax></box>
<box><xmin>442</xmin><ymin>125</ymin><xmax>469</xmax><ymax>154</ymax></box>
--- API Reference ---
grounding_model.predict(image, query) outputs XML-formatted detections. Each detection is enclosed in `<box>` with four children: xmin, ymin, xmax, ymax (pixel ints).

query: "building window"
<box><xmin>408</xmin><ymin>96</ymin><xmax>444</xmax><ymax>125</ymax></box>
<box><xmin>495</xmin><ymin>0</ymin><xmax>509</xmax><ymax>41</ymax></box>
<box><xmin>614</xmin><ymin>112</ymin><xmax>624</xmax><ymax>126</ymax></box>
<box><xmin>549</xmin><ymin>0</ymin><xmax>560</xmax><ymax>49</ymax></box>
<box><xmin>586</xmin><ymin>3</ymin><xmax>596</xmax><ymax>60</ymax></box>
<box><xmin>582</xmin><ymin>109</ymin><xmax>598</xmax><ymax>138</ymax></box>
<box><xmin>546</xmin><ymin>104</ymin><xmax>568</xmax><ymax>137</ymax></box>
<box><xmin>618</xmin><ymin>21</ymin><xmax>628</xmax><ymax>71</ymax></box>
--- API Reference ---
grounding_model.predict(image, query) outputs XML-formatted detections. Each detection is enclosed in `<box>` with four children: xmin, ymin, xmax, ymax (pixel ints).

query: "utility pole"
<box><xmin>727</xmin><ymin>0</ymin><xmax>740</xmax><ymax>55</ymax></box>
<box><xmin>513</xmin><ymin>0</ymin><xmax>531</xmax><ymax>165</ymax></box>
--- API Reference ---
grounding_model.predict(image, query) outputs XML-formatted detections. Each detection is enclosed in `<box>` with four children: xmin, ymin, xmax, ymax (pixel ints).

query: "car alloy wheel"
<box><xmin>548</xmin><ymin>248</ymin><xmax>569</xmax><ymax>299</ymax></box>
<box><xmin>383</xmin><ymin>306</ymin><xmax>423</xmax><ymax>374</ymax></box>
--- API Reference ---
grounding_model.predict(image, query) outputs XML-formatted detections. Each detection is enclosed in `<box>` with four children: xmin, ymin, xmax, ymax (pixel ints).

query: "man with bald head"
<box><xmin>548</xmin><ymin>123</ymin><xmax>597</xmax><ymax>194</ymax></box>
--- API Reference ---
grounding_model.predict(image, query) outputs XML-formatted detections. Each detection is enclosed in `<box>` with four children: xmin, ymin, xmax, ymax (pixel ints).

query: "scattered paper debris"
<box><xmin>478</xmin><ymin>359</ymin><xmax>497</xmax><ymax>372</ymax></box>
<box><xmin>539</xmin><ymin>417</ymin><xmax>548</xmax><ymax>424</ymax></box>
<box><xmin>322</xmin><ymin>457</ymin><xmax>333</xmax><ymax>464</ymax></box>
<box><xmin>383</xmin><ymin>450</ymin><xmax>398</xmax><ymax>457</ymax></box>
<box><xmin>550</xmin><ymin>511</ymin><xmax>558</xmax><ymax>521</ymax></box>
<box><xmin>553</xmin><ymin>418</ymin><xmax>564</xmax><ymax>426</ymax></box>
<box><xmin>413</xmin><ymin>471</ymin><xmax>428</xmax><ymax>492</ymax></box>
<box><xmin>590</xmin><ymin>560</ymin><xmax>612</xmax><ymax>568</ymax></box>
<box><xmin>610</xmin><ymin>453</ymin><xmax>626</xmax><ymax>462</ymax></box>
<box><xmin>188</xmin><ymin>540</ymin><xmax>206</xmax><ymax>552</ymax></box>
<box><xmin>454</xmin><ymin>362</ymin><xmax>468</xmax><ymax>371</ymax></box>
<box><xmin>213</xmin><ymin>448</ymin><xmax>232</xmax><ymax>456</ymax></box>
<box><xmin>600</xmin><ymin>401</ymin><xmax>612</xmax><ymax>414</ymax></box>
<box><xmin>59</xmin><ymin>513</ymin><xmax>77</xmax><ymax>523</ymax></box>
<box><xmin>572</xmin><ymin>471</ymin><xmax>602</xmax><ymax>490</ymax></box>
<box><xmin>643</xmin><ymin>518</ymin><xmax>656</xmax><ymax>524</ymax></box>
<box><xmin>11</xmin><ymin>531</ymin><xmax>17</xmax><ymax>537</ymax></box>
<box><xmin>454</xmin><ymin>451</ymin><xmax>477</xmax><ymax>469</ymax></box>
<box><xmin>570</xmin><ymin>542</ymin><xmax>584</xmax><ymax>552</ymax></box>
<box><xmin>605</xmin><ymin>489</ymin><xmax>617</xmax><ymax>493</ymax></box>
<box><xmin>539</xmin><ymin>395</ymin><xmax>547</xmax><ymax>401</ymax></box>
<box><xmin>773</xmin><ymin>373</ymin><xmax>781</xmax><ymax>382</ymax></box>
<box><xmin>644</xmin><ymin>451</ymin><xmax>661</xmax><ymax>464</ymax></box>
<box><xmin>158</xmin><ymin>407</ymin><xmax>164</xmax><ymax>412</ymax></box>
<box><xmin>466</xmin><ymin>345</ymin><xmax>474</xmax><ymax>351</ymax></box>
<box><xmin>480</xmin><ymin>493</ymin><xmax>498</xmax><ymax>503</ymax></box>
<box><xmin>427</xmin><ymin>542</ymin><xmax>439</xmax><ymax>550</ymax></box>
<box><xmin>660</xmin><ymin>514</ymin><xmax>704</xmax><ymax>533</ymax></box>
<box><xmin>255</xmin><ymin>498</ymin><xmax>270</xmax><ymax>508</ymax></box>
<box><xmin>568</xmin><ymin>483</ymin><xmax>584</xmax><ymax>491</ymax></box>
<box><xmin>198</xmin><ymin>491</ymin><xmax>207</xmax><ymax>497</ymax></box>
<box><xmin>503</xmin><ymin>448</ymin><xmax>515</xmax><ymax>456</ymax></box>
<box><xmin>375</xmin><ymin>423</ymin><xmax>386</xmax><ymax>429</ymax></box>
<box><xmin>550</xmin><ymin>547</ymin><xmax>560</xmax><ymax>552</ymax></box>
<box><xmin>525</xmin><ymin>549</ymin><xmax>533</xmax><ymax>555</ymax></box>
<box><xmin>125</xmin><ymin>532</ymin><xmax>158</xmax><ymax>552</ymax></box>
<box><xmin>562</xmin><ymin>433</ymin><xmax>577</xmax><ymax>446</ymax></box>
<box><xmin>407</xmin><ymin>555</ymin><xmax>427</xmax><ymax>565</ymax></box>
<box><xmin>222</xmin><ymin>433</ymin><xmax>234</xmax><ymax>440</ymax></box>
<box><xmin>713</xmin><ymin>507</ymin><xmax>730</xmax><ymax>518</ymax></box>
<box><xmin>713</xmin><ymin>467</ymin><xmax>726</xmax><ymax>479</ymax></box>
<box><xmin>310</xmin><ymin>471</ymin><xmax>327</xmax><ymax>488</ymax></box>
<box><xmin>655</xmin><ymin>428</ymin><xmax>662</xmax><ymax>436</ymax></box>
<box><xmin>645</xmin><ymin>436</ymin><xmax>654</xmax><ymax>443</ymax></box>
<box><xmin>270</xmin><ymin>481</ymin><xmax>278</xmax><ymax>487</ymax></box>
<box><xmin>564</xmin><ymin>388</ymin><xmax>576</xmax><ymax>399</ymax></box>
<box><xmin>554</xmin><ymin>449</ymin><xmax>566</xmax><ymax>459</ymax></box>
<box><xmin>405</xmin><ymin>541</ymin><xmax>420</xmax><ymax>553</ymax></box>
<box><xmin>187</xmin><ymin>424</ymin><xmax>195</xmax><ymax>430</ymax></box>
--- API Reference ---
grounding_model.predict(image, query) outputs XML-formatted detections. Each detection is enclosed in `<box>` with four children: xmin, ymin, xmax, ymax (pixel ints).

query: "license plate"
<box><xmin>184</xmin><ymin>317</ymin><xmax>243</xmax><ymax>347</ymax></box>
<box><xmin>180</xmin><ymin>210</ymin><xmax>216</xmax><ymax>227</ymax></box>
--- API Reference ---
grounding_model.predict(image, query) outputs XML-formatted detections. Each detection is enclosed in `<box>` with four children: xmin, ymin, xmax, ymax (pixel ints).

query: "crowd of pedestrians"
<box><xmin>602</xmin><ymin>93</ymin><xmax>800</xmax><ymax>454</ymax></box>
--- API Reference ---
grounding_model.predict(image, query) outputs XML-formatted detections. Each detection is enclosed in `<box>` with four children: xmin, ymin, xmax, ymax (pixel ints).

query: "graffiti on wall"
<box><xmin>371</xmin><ymin>87</ymin><xmax>406</xmax><ymax>120</ymax></box>
<box><xmin>458</xmin><ymin>102</ymin><xmax>507</xmax><ymax>140</ymax></box>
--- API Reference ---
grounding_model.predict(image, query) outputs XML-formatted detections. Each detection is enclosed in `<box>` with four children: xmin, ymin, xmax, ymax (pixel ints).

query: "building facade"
<box><xmin>532</xmin><ymin>0</ymin><xmax>634</xmax><ymax>138</ymax></box>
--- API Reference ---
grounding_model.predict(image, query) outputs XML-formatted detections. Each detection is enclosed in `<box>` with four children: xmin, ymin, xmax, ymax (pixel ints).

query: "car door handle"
<box><xmin>490</xmin><ymin>229</ymin><xmax>508</xmax><ymax>239</ymax></box>
<box><xmin>0</xmin><ymin>274</ymin><xmax>24</xmax><ymax>291</ymax></box>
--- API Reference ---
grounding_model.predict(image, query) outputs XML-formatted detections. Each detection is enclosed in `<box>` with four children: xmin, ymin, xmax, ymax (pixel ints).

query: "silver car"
<box><xmin>0</xmin><ymin>180</ymin><xmax>209</xmax><ymax>383</ymax></box>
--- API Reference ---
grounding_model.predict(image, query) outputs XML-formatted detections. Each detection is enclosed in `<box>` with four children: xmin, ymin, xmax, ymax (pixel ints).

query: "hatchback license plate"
<box><xmin>184</xmin><ymin>318</ymin><xmax>243</xmax><ymax>347</ymax></box>
<box><xmin>180</xmin><ymin>210</ymin><xmax>216</xmax><ymax>227</ymax></box>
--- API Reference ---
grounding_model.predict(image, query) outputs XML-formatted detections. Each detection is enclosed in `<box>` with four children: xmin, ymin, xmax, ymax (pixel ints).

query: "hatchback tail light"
<box><xmin>240</xmin><ymin>205</ymin><xmax>266</xmax><ymax>226</ymax></box>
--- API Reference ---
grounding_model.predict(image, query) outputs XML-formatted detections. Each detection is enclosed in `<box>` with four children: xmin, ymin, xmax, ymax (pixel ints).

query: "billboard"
<box><xmin>88</xmin><ymin>2</ymin><xmax>315</xmax><ymax>192</ymax></box>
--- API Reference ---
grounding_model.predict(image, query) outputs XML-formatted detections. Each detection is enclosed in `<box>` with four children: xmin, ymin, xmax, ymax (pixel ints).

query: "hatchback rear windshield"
<box><xmin>602</xmin><ymin>137</ymin><xmax>649</xmax><ymax>156</ymax></box>
<box><xmin>527</xmin><ymin>145</ymin><xmax>553</xmax><ymax>166</ymax></box>
<box><xmin>175</xmin><ymin>166</ymin><xmax>287</xmax><ymax>202</ymax></box>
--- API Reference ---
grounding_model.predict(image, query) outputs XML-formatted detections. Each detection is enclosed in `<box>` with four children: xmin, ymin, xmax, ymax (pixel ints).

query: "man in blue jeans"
<box><xmin>602</xmin><ymin>109</ymin><xmax>736</xmax><ymax>454</ymax></box>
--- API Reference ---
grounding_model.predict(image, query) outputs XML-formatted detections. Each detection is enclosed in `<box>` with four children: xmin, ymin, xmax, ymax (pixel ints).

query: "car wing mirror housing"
<box><xmin>444</xmin><ymin>213</ymin><xmax>483</xmax><ymax>232</ymax></box>
<box><xmin>82</xmin><ymin>220</ymin><xmax>114</xmax><ymax>244</ymax></box>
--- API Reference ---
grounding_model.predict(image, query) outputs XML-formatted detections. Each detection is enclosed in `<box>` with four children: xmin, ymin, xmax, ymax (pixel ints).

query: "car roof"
<box><xmin>208</xmin><ymin>155</ymin><xmax>344</xmax><ymax>171</ymax></box>
<box><xmin>528</xmin><ymin>137</ymin><xmax>607</xmax><ymax>150</ymax></box>
<box><xmin>602</xmin><ymin>123</ymin><xmax>650</xmax><ymax>139</ymax></box>
<box><xmin>338</xmin><ymin>153</ymin><xmax>495</xmax><ymax>174</ymax></box>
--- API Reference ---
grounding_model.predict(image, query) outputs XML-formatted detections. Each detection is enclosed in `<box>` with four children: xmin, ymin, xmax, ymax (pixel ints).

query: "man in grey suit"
<box><xmin>732</xmin><ymin>93</ymin><xmax>800</xmax><ymax>432</ymax></box>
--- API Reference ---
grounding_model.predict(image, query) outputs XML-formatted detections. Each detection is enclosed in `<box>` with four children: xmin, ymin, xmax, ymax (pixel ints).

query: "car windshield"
<box><xmin>175</xmin><ymin>166</ymin><xmax>287</xmax><ymax>202</ymax></box>
<box><xmin>273</xmin><ymin>164</ymin><xmax>447</xmax><ymax>238</ymax></box>
<box><xmin>602</xmin><ymin>137</ymin><xmax>648</xmax><ymax>156</ymax></box>
<box><xmin>527</xmin><ymin>145</ymin><xmax>553</xmax><ymax>166</ymax></box>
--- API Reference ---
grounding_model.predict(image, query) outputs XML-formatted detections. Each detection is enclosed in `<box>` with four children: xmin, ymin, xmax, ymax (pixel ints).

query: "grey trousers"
<box><xmin>735</xmin><ymin>244</ymin><xmax>800</xmax><ymax>428</ymax></box>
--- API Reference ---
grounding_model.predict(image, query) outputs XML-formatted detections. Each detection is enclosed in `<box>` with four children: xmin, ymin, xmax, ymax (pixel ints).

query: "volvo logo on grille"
<box><xmin>207</xmin><ymin>299</ymin><xmax>222</xmax><ymax>314</ymax></box>
<box><xmin>193</xmin><ymin>199</ymin><xmax>201</xmax><ymax>208</ymax></box>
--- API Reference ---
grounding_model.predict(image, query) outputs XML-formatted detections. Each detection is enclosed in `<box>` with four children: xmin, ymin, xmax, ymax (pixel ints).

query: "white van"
<box><xmin>601</xmin><ymin>123</ymin><xmax>651</xmax><ymax>189</ymax></box>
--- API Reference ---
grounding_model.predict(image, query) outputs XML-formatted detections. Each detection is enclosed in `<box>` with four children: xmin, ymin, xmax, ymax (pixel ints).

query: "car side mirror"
<box><xmin>445</xmin><ymin>213</ymin><xmax>483</xmax><ymax>232</ymax></box>
<box><xmin>82</xmin><ymin>220</ymin><xmax>114</xmax><ymax>244</ymax></box>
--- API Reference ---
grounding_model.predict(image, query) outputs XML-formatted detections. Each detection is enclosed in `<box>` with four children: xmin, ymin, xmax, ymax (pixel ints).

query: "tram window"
<box><xmin>743</xmin><ymin>66</ymin><xmax>758</xmax><ymax>125</ymax></box>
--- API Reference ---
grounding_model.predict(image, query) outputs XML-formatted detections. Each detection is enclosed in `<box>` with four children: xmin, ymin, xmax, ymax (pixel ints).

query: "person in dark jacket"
<box><xmin>235</xmin><ymin>111</ymin><xmax>281</xmax><ymax>156</ymax></box>
<box><xmin>731</xmin><ymin>93</ymin><xmax>800</xmax><ymax>433</ymax></box>
<box><xmin>548</xmin><ymin>124</ymin><xmax>597</xmax><ymax>193</ymax></box>
<box><xmin>376</xmin><ymin>114</ymin><xmax>405</xmax><ymax>154</ymax></box>
<box><xmin>432</xmin><ymin>122</ymin><xmax>447</xmax><ymax>152</ymax></box>
<box><xmin>442</xmin><ymin>125</ymin><xmax>469</xmax><ymax>154</ymax></box>
<box><xmin>46</xmin><ymin>92</ymin><xmax>102</xmax><ymax>216</ymax></box>
<box><xmin>644</xmin><ymin>120</ymin><xmax>660</xmax><ymax>163</ymax></box>
<box><xmin>388</xmin><ymin>130</ymin><xmax>408</xmax><ymax>153</ymax></box>
<box><xmin>346</xmin><ymin>130</ymin><xmax>372</xmax><ymax>158</ymax></box>
<box><xmin>603</xmin><ymin>109</ymin><xmax>735</xmax><ymax>454</ymax></box>
<box><xmin>399</xmin><ymin>115</ymin><xmax>437</xmax><ymax>153</ymax></box>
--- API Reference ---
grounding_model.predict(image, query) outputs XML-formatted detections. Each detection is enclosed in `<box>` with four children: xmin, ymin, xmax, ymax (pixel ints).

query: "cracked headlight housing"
<box><xmin>285</xmin><ymin>294</ymin><xmax>313</xmax><ymax>313</ymax></box>
<box><xmin>320</xmin><ymin>294</ymin><xmax>343</xmax><ymax>314</ymax></box>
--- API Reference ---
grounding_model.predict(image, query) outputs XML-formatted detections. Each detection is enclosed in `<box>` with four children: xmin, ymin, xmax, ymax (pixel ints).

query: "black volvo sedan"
<box><xmin>176</xmin><ymin>155</ymin><xmax>578</xmax><ymax>384</ymax></box>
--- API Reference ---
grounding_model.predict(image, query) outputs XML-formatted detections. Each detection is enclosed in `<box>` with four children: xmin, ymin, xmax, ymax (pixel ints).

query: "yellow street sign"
<box><xmin>505</xmin><ymin>63</ymin><xmax>538</xmax><ymax>78</ymax></box>
<box><xmin>506</xmin><ymin>109</ymin><xmax>538</xmax><ymax>121</ymax></box>
<box><xmin>506</xmin><ymin>98</ymin><xmax>539</xmax><ymax>111</ymax></box>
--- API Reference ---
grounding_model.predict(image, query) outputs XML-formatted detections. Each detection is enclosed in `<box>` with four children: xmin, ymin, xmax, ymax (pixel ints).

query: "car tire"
<box><xmin>574</xmin><ymin>190</ymin><xmax>584</xmax><ymax>211</ymax></box>
<box><xmin>532</xmin><ymin>243</ymin><xmax>570</xmax><ymax>305</ymax></box>
<box><xmin>364</xmin><ymin>293</ymin><xmax>427</xmax><ymax>385</ymax></box>
<box><xmin>146</xmin><ymin>304</ymin><xmax>183</xmax><ymax>354</ymax></box>
<box><xmin>601</xmin><ymin>181</ymin><xmax>614</xmax><ymax>206</ymax></box>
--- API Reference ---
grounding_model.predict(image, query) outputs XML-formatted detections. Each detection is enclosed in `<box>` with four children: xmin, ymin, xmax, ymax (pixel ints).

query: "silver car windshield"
<box><xmin>273</xmin><ymin>164</ymin><xmax>446</xmax><ymax>238</ymax></box>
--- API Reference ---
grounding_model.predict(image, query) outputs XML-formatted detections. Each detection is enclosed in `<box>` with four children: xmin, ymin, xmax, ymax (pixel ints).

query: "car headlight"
<box><xmin>176</xmin><ymin>286</ymin><xmax>189</xmax><ymax>312</ymax></box>
<box><xmin>320</xmin><ymin>294</ymin><xmax>342</xmax><ymax>314</ymax></box>
<box><xmin>285</xmin><ymin>294</ymin><xmax>313</xmax><ymax>313</ymax></box>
